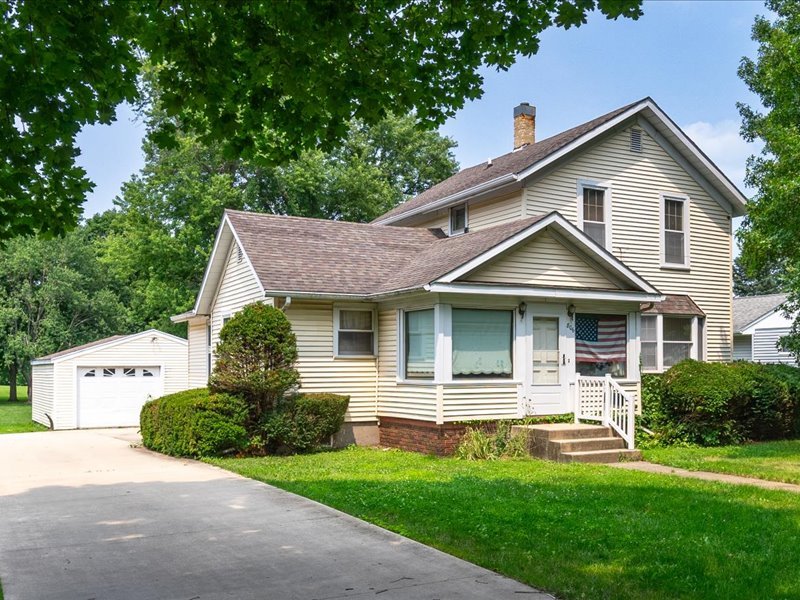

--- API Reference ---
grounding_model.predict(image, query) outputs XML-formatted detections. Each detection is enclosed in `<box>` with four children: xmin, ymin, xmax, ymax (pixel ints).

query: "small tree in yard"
<box><xmin>209</xmin><ymin>303</ymin><xmax>299</xmax><ymax>423</ymax></box>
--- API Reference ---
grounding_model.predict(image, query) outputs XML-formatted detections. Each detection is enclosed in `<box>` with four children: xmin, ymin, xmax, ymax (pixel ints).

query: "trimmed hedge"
<box><xmin>643</xmin><ymin>360</ymin><xmax>800</xmax><ymax>446</ymax></box>
<box><xmin>262</xmin><ymin>393</ymin><xmax>349</xmax><ymax>453</ymax></box>
<box><xmin>140</xmin><ymin>388</ymin><xmax>249</xmax><ymax>458</ymax></box>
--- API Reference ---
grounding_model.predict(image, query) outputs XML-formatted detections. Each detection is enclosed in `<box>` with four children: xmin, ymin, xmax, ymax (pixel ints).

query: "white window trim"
<box><xmin>576</xmin><ymin>178</ymin><xmax>613</xmax><ymax>250</ymax></box>
<box><xmin>397</xmin><ymin>306</ymin><xmax>437</xmax><ymax>383</ymax></box>
<box><xmin>449</xmin><ymin>203</ymin><xmax>469</xmax><ymax>236</ymax></box>
<box><xmin>333</xmin><ymin>305</ymin><xmax>378</xmax><ymax>358</ymax></box>
<box><xmin>660</xmin><ymin>193</ymin><xmax>691</xmax><ymax>270</ymax></box>
<box><xmin>641</xmin><ymin>314</ymin><xmax>699</xmax><ymax>373</ymax></box>
<box><xmin>450</xmin><ymin>305</ymin><xmax>518</xmax><ymax>382</ymax></box>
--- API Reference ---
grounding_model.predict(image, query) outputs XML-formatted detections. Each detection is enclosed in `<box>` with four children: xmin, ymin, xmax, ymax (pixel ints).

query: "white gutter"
<box><xmin>425</xmin><ymin>282</ymin><xmax>664</xmax><ymax>303</ymax></box>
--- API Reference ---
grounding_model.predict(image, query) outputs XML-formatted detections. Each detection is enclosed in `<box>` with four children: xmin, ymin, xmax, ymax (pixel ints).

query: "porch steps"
<box><xmin>512</xmin><ymin>423</ymin><xmax>642</xmax><ymax>464</ymax></box>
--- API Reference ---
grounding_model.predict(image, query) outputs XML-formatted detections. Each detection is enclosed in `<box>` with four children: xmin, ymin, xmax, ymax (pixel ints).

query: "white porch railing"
<box><xmin>575</xmin><ymin>374</ymin><xmax>635</xmax><ymax>449</ymax></box>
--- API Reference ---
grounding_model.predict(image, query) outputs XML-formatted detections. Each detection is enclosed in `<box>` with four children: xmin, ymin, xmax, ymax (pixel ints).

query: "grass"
<box><xmin>211</xmin><ymin>447</ymin><xmax>800</xmax><ymax>600</ymax></box>
<box><xmin>0</xmin><ymin>385</ymin><xmax>46</xmax><ymax>434</ymax></box>
<box><xmin>644</xmin><ymin>440</ymin><xmax>800</xmax><ymax>485</ymax></box>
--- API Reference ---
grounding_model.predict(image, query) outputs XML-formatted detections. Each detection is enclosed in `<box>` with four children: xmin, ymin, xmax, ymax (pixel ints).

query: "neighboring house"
<box><xmin>173</xmin><ymin>97</ymin><xmax>747</xmax><ymax>454</ymax></box>
<box><xmin>733</xmin><ymin>293</ymin><xmax>795</xmax><ymax>364</ymax></box>
<box><xmin>31</xmin><ymin>330</ymin><xmax>188</xmax><ymax>430</ymax></box>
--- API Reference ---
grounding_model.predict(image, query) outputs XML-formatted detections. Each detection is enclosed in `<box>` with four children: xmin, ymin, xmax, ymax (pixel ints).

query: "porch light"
<box><xmin>567</xmin><ymin>304</ymin><xmax>576</xmax><ymax>318</ymax></box>
<box><xmin>518</xmin><ymin>302</ymin><xmax>527</xmax><ymax>317</ymax></box>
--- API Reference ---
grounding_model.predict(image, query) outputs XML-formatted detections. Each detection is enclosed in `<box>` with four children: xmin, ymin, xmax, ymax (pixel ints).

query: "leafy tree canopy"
<box><xmin>2</xmin><ymin>0</ymin><xmax>642</xmax><ymax>238</ymax></box>
<box><xmin>733</xmin><ymin>254</ymin><xmax>785</xmax><ymax>297</ymax></box>
<box><xmin>738</xmin><ymin>0</ymin><xmax>800</xmax><ymax>355</ymax></box>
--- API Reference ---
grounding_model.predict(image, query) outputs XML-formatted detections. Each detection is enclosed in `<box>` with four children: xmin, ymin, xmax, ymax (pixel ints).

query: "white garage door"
<box><xmin>77</xmin><ymin>366</ymin><xmax>163</xmax><ymax>428</ymax></box>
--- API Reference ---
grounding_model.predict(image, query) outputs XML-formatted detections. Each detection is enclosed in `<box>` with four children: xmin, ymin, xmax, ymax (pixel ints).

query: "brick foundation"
<box><xmin>378</xmin><ymin>417</ymin><xmax>497</xmax><ymax>456</ymax></box>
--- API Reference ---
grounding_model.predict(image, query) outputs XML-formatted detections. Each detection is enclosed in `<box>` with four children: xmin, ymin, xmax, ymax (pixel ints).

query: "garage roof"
<box><xmin>31</xmin><ymin>330</ymin><xmax>187</xmax><ymax>365</ymax></box>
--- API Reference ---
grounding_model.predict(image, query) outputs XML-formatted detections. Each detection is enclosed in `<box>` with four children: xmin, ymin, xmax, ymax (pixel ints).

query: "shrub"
<box><xmin>733</xmin><ymin>362</ymin><xmax>792</xmax><ymax>440</ymax></box>
<box><xmin>261</xmin><ymin>393</ymin><xmax>349</xmax><ymax>454</ymax></box>
<box><xmin>659</xmin><ymin>360</ymin><xmax>748</xmax><ymax>446</ymax></box>
<box><xmin>210</xmin><ymin>303</ymin><xmax>300</xmax><ymax>423</ymax></box>
<box><xmin>140</xmin><ymin>388</ymin><xmax>248</xmax><ymax>458</ymax></box>
<box><xmin>455</xmin><ymin>421</ymin><xmax>528</xmax><ymax>460</ymax></box>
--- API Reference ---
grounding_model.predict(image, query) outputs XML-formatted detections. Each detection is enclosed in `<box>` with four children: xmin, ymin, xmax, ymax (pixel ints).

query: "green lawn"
<box><xmin>644</xmin><ymin>440</ymin><xmax>800</xmax><ymax>485</ymax></box>
<box><xmin>0</xmin><ymin>385</ymin><xmax>46</xmax><ymax>434</ymax></box>
<box><xmin>211</xmin><ymin>447</ymin><xmax>800</xmax><ymax>600</ymax></box>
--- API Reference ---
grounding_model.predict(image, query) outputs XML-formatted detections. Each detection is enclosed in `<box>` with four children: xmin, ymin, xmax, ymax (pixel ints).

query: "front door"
<box><xmin>526</xmin><ymin>309</ymin><xmax>574</xmax><ymax>414</ymax></box>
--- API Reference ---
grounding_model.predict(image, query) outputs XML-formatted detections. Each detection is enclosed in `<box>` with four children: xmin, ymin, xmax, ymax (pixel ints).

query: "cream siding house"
<box><xmin>174</xmin><ymin>97</ymin><xmax>747</xmax><ymax>454</ymax></box>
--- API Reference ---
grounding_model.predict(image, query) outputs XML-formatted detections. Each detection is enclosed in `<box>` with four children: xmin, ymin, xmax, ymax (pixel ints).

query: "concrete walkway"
<box><xmin>0</xmin><ymin>429</ymin><xmax>549</xmax><ymax>600</ymax></box>
<box><xmin>609</xmin><ymin>460</ymin><xmax>800</xmax><ymax>493</ymax></box>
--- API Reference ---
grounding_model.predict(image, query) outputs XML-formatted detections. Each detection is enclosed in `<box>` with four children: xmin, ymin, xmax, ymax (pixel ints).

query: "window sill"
<box><xmin>660</xmin><ymin>263</ymin><xmax>691</xmax><ymax>272</ymax></box>
<box><xmin>448</xmin><ymin>379</ymin><xmax>521</xmax><ymax>386</ymax></box>
<box><xmin>333</xmin><ymin>354</ymin><xmax>377</xmax><ymax>360</ymax></box>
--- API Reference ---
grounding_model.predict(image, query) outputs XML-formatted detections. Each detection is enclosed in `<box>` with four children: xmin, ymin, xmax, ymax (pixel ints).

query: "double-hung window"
<box><xmin>335</xmin><ymin>308</ymin><xmax>376</xmax><ymax>357</ymax></box>
<box><xmin>404</xmin><ymin>309</ymin><xmax>435</xmax><ymax>379</ymax></box>
<box><xmin>449</xmin><ymin>204</ymin><xmax>468</xmax><ymax>236</ymax></box>
<box><xmin>451</xmin><ymin>309</ymin><xmax>513</xmax><ymax>379</ymax></box>
<box><xmin>641</xmin><ymin>314</ymin><xmax>699</xmax><ymax>372</ymax></box>
<box><xmin>578</xmin><ymin>181</ymin><xmax>610</xmax><ymax>248</ymax></box>
<box><xmin>662</xmin><ymin>195</ymin><xmax>689</xmax><ymax>267</ymax></box>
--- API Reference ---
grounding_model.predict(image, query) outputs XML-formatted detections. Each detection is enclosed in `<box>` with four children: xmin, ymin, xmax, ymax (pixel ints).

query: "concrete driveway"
<box><xmin>0</xmin><ymin>429</ymin><xmax>548</xmax><ymax>600</ymax></box>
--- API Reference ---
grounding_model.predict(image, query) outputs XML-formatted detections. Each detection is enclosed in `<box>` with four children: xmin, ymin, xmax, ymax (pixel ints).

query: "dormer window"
<box><xmin>449</xmin><ymin>204</ymin><xmax>468</xmax><ymax>236</ymax></box>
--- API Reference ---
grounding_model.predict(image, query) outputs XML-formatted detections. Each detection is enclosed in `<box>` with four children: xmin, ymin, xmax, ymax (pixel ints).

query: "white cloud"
<box><xmin>681</xmin><ymin>119</ymin><xmax>762</xmax><ymax>195</ymax></box>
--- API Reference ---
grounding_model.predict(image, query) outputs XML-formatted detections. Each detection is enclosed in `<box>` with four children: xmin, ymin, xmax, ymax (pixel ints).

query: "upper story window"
<box><xmin>662</xmin><ymin>194</ymin><xmax>690</xmax><ymax>267</ymax></box>
<box><xmin>449</xmin><ymin>204</ymin><xmax>468</xmax><ymax>236</ymax></box>
<box><xmin>577</xmin><ymin>181</ymin><xmax>610</xmax><ymax>249</ymax></box>
<box><xmin>335</xmin><ymin>308</ymin><xmax>376</xmax><ymax>357</ymax></box>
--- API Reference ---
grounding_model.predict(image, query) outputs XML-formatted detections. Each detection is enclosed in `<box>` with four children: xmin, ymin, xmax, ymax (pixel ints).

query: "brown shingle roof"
<box><xmin>374</xmin><ymin>99</ymin><xmax>645</xmax><ymax>224</ymax></box>
<box><xmin>641</xmin><ymin>294</ymin><xmax>705</xmax><ymax>317</ymax></box>
<box><xmin>225</xmin><ymin>210</ymin><xmax>547</xmax><ymax>297</ymax></box>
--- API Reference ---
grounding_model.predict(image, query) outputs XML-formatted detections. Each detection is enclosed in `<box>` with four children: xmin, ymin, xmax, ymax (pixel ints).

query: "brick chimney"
<box><xmin>513</xmin><ymin>102</ymin><xmax>536</xmax><ymax>149</ymax></box>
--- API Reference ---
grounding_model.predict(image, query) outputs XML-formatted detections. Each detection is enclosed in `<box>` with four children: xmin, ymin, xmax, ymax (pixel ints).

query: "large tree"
<box><xmin>738</xmin><ymin>0</ymin><xmax>800</xmax><ymax>355</ymax></box>
<box><xmin>102</xmin><ymin>110</ymin><xmax>458</xmax><ymax>334</ymax></box>
<box><xmin>2</xmin><ymin>0</ymin><xmax>643</xmax><ymax>238</ymax></box>
<box><xmin>733</xmin><ymin>254</ymin><xmax>785</xmax><ymax>297</ymax></box>
<box><xmin>0</xmin><ymin>230</ymin><xmax>128</xmax><ymax>400</ymax></box>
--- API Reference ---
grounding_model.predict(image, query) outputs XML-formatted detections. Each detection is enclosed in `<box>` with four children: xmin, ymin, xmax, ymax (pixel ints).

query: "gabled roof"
<box><xmin>32</xmin><ymin>330</ymin><xmax>187</xmax><ymax>364</ymax></box>
<box><xmin>174</xmin><ymin>210</ymin><xmax>661</xmax><ymax>319</ymax></box>
<box><xmin>733</xmin><ymin>293</ymin><xmax>789</xmax><ymax>333</ymax></box>
<box><xmin>372</xmin><ymin>97</ymin><xmax>748</xmax><ymax>225</ymax></box>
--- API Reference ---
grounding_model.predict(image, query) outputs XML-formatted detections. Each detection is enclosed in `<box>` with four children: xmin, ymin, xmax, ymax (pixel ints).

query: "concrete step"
<box><xmin>512</xmin><ymin>423</ymin><xmax>613</xmax><ymax>441</ymax></box>
<box><xmin>549</xmin><ymin>437</ymin><xmax>626</xmax><ymax>454</ymax></box>
<box><xmin>559</xmin><ymin>448</ymin><xmax>643</xmax><ymax>464</ymax></box>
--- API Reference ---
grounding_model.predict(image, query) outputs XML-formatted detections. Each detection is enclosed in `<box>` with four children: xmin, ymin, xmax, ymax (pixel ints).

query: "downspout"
<box><xmin>280</xmin><ymin>296</ymin><xmax>292</xmax><ymax>311</ymax></box>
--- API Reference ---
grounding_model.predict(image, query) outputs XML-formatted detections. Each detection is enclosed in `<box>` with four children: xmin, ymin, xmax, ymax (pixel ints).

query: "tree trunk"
<box><xmin>8</xmin><ymin>363</ymin><xmax>17</xmax><ymax>403</ymax></box>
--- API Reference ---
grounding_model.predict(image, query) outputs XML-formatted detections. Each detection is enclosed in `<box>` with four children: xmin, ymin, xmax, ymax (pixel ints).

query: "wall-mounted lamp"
<box><xmin>567</xmin><ymin>304</ymin><xmax>576</xmax><ymax>318</ymax></box>
<box><xmin>518</xmin><ymin>301</ymin><xmax>527</xmax><ymax>317</ymax></box>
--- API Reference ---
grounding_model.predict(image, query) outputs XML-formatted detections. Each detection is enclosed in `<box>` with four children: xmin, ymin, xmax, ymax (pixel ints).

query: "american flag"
<box><xmin>575</xmin><ymin>315</ymin><xmax>627</xmax><ymax>362</ymax></box>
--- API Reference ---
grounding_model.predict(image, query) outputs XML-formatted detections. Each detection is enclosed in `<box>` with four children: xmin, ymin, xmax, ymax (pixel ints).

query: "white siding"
<box><xmin>463</xmin><ymin>231</ymin><xmax>618</xmax><ymax>289</ymax></box>
<box><xmin>31</xmin><ymin>364</ymin><xmax>54</xmax><ymax>428</ymax></box>
<box><xmin>376</xmin><ymin>307</ymin><xmax>439</xmax><ymax>421</ymax></box>
<box><xmin>209</xmin><ymin>241</ymin><xmax>264</xmax><ymax>354</ymax></box>
<box><xmin>415</xmin><ymin>192</ymin><xmax>523</xmax><ymax>233</ymax></box>
<box><xmin>524</xmin><ymin>126</ymin><xmax>734</xmax><ymax>362</ymax></box>
<box><xmin>442</xmin><ymin>384</ymin><xmax>519</xmax><ymax>422</ymax></box>
<box><xmin>753</xmin><ymin>328</ymin><xmax>794</xmax><ymax>364</ymax></box>
<box><xmin>286</xmin><ymin>300</ymin><xmax>378</xmax><ymax>423</ymax></box>
<box><xmin>188</xmin><ymin>318</ymin><xmax>209</xmax><ymax>388</ymax></box>
<box><xmin>733</xmin><ymin>335</ymin><xmax>753</xmax><ymax>361</ymax></box>
<box><xmin>50</xmin><ymin>334</ymin><xmax>188</xmax><ymax>429</ymax></box>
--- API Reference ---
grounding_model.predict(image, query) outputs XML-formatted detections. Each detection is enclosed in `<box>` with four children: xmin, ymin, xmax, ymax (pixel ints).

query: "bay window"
<box><xmin>641</xmin><ymin>314</ymin><xmax>699</xmax><ymax>372</ymax></box>
<box><xmin>404</xmin><ymin>309</ymin><xmax>435</xmax><ymax>379</ymax></box>
<box><xmin>452</xmin><ymin>309</ymin><xmax>513</xmax><ymax>379</ymax></box>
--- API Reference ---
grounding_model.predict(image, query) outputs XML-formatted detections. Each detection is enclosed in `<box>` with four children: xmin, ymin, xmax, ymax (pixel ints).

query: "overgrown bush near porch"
<box><xmin>455</xmin><ymin>420</ymin><xmax>528</xmax><ymax>460</ymax></box>
<box><xmin>640</xmin><ymin>360</ymin><xmax>800</xmax><ymax>447</ymax></box>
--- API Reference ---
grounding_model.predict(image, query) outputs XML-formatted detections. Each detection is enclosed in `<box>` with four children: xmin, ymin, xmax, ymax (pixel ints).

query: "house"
<box><xmin>733</xmin><ymin>293</ymin><xmax>795</xmax><ymax>364</ymax></box>
<box><xmin>31</xmin><ymin>330</ymin><xmax>188</xmax><ymax>430</ymax></box>
<box><xmin>172</xmin><ymin>97</ymin><xmax>747</xmax><ymax>455</ymax></box>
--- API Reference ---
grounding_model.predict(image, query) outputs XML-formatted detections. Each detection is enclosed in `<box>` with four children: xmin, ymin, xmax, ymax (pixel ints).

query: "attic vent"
<box><xmin>630</xmin><ymin>128</ymin><xmax>643</xmax><ymax>153</ymax></box>
<box><xmin>236</xmin><ymin>245</ymin><xmax>243</xmax><ymax>263</ymax></box>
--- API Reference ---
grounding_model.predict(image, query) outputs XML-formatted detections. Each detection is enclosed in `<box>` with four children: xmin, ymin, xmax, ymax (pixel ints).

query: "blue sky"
<box><xmin>76</xmin><ymin>0</ymin><xmax>767</xmax><ymax>218</ymax></box>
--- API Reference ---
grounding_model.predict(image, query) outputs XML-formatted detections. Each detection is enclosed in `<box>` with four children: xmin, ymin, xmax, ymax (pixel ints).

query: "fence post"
<box><xmin>628</xmin><ymin>384</ymin><xmax>636</xmax><ymax>449</ymax></box>
<box><xmin>603</xmin><ymin>374</ymin><xmax>612</xmax><ymax>428</ymax></box>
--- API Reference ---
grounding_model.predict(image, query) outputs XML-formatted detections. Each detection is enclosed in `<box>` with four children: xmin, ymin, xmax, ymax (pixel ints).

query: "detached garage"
<box><xmin>31</xmin><ymin>330</ymin><xmax>189</xmax><ymax>430</ymax></box>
